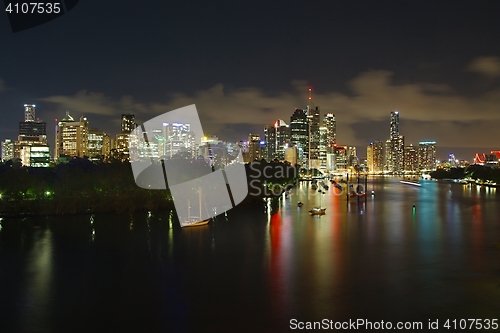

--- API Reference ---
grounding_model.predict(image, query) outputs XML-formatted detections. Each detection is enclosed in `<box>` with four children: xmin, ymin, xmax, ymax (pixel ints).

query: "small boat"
<box><xmin>400</xmin><ymin>180</ymin><xmax>421</xmax><ymax>187</ymax></box>
<box><xmin>309</xmin><ymin>207</ymin><xmax>326</xmax><ymax>215</ymax></box>
<box><xmin>184</xmin><ymin>219</ymin><xmax>210</xmax><ymax>227</ymax></box>
<box><xmin>183</xmin><ymin>187</ymin><xmax>211</xmax><ymax>227</ymax></box>
<box><xmin>311</xmin><ymin>184</ymin><xmax>318</xmax><ymax>191</ymax></box>
<box><xmin>323</xmin><ymin>184</ymin><xmax>329</xmax><ymax>190</ymax></box>
<box><xmin>298</xmin><ymin>201</ymin><xmax>304</xmax><ymax>207</ymax></box>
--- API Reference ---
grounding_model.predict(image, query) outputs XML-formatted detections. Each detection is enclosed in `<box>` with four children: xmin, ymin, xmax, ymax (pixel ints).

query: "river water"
<box><xmin>1</xmin><ymin>178</ymin><xmax>499</xmax><ymax>332</ymax></box>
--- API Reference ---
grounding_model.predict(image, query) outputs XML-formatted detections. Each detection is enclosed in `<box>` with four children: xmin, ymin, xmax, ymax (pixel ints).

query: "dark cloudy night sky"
<box><xmin>1</xmin><ymin>1</ymin><xmax>500</xmax><ymax>160</ymax></box>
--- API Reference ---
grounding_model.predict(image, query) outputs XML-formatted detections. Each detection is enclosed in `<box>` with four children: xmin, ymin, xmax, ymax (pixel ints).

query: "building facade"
<box><xmin>367</xmin><ymin>140</ymin><xmax>384</xmax><ymax>173</ymax></box>
<box><xmin>289</xmin><ymin>108</ymin><xmax>309</xmax><ymax>166</ymax></box>
<box><xmin>121</xmin><ymin>114</ymin><xmax>136</xmax><ymax>133</ymax></box>
<box><xmin>387</xmin><ymin>111</ymin><xmax>404</xmax><ymax>173</ymax></box>
<box><xmin>264</xmin><ymin>119</ymin><xmax>290</xmax><ymax>161</ymax></box>
<box><xmin>404</xmin><ymin>144</ymin><xmax>419</xmax><ymax>172</ymax></box>
<box><xmin>14</xmin><ymin>104</ymin><xmax>50</xmax><ymax>164</ymax></box>
<box><xmin>323</xmin><ymin>113</ymin><xmax>336</xmax><ymax>150</ymax></box>
<box><xmin>418</xmin><ymin>141</ymin><xmax>437</xmax><ymax>171</ymax></box>
<box><xmin>55</xmin><ymin>112</ymin><xmax>89</xmax><ymax>159</ymax></box>
<box><xmin>307</xmin><ymin>106</ymin><xmax>321</xmax><ymax>167</ymax></box>
<box><xmin>247</xmin><ymin>133</ymin><xmax>262</xmax><ymax>162</ymax></box>
<box><xmin>1</xmin><ymin>138</ymin><xmax>14</xmax><ymax>162</ymax></box>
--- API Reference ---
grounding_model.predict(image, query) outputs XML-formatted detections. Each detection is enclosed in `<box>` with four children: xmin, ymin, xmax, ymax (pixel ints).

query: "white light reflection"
<box><xmin>168</xmin><ymin>211</ymin><xmax>173</xmax><ymax>257</ymax></box>
<box><xmin>20</xmin><ymin>226</ymin><xmax>54</xmax><ymax>332</ymax></box>
<box><xmin>90</xmin><ymin>215</ymin><xmax>95</xmax><ymax>242</ymax></box>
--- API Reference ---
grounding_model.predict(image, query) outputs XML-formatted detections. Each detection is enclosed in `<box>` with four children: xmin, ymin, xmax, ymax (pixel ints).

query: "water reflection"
<box><xmin>0</xmin><ymin>179</ymin><xmax>499</xmax><ymax>332</ymax></box>
<box><xmin>20</xmin><ymin>224</ymin><xmax>54</xmax><ymax>333</ymax></box>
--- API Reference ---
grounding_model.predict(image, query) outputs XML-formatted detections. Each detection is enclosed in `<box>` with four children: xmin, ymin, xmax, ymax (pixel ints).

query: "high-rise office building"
<box><xmin>14</xmin><ymin>104</ymin><xmax>49</xmax><ymax>163</ymax></box>
<box><xmin>323</xmin><ymin>113</ymin><xmax>336</xmax><ymax>150</ymax></box>
<box><xmin>248</xmin><ymin>134</ymin><xmax>262</xmax><ymax>162</ymax></box>
<box><xmin>121</xmin><ymin>114</ymin><xmax>136</xmax><ymax>133</ymax></box>
<box><xmin>18</xmin><ymin>120</ymin><xmax>47</xmax><ymax>142</ymax></box>
<box><xmin>384</xmin><ymin>139</ymin><xmax>392</xmax><ymax>171</ymax></box>
<box><xmin>393</xmin><ymin>135</ymin><xmax>405</xmax><ymax>172</ymax></box>
<box><xmin>390</xmin><ymin>111</ymin><xmax>399</xmax><ymax>140</ymax></box>
<box><xmin>289</xmin><ymin>108</ymin><xmax>309</xmax><ymax>165</ymax></box>
<box><xmin>264</xmin><ymin>119</ymin><xmax>290</xmax><ymax>161</ymax></box>
<box><xmin>307</xmin><ymin>106</ymin><xmax>321</xmax><ymax>168</ymax></box>
<box><xmin>388</xmin><ymin>111</ymin><xmax>404</xmax><ymax>173</ymax></box>
<box><xmin>55</xmin><ymin>112</ymin><xmax>89</xmax><ymax>159</ymax></box>
<box><xmin>284</xmin><ymin>146</ymin><xmax>299</xmax><ymax>165</ymax></box>
<box><xmin>115</xmin><ymin>132</ymin><xmax>131</xmax><ymax>161</ymax></box>
<box><xmin>367</xmin><ymin>140</ymin><xmax>384</xmax><ymax>173</ymax></box>
<box><xmin>88</xmin><ymin>128</ymin><xmax>109</xmax><ymax>161</ymax></box>
<box><xmin>418</xmin><ymin>141</ymin><xmax>437</xmax><ymax>171</ymax></box>
<box><xmin>20</xmin><ymin>145</ymin><xmax>50</xmax><ymax>167</ymax></box>
<box><xmin>162</xmin><ymin>122</ymin><xmax>196</xmax><ymax>159</ymax></box>
<box><xmin>331</xmin><ymin>145</ymin><xmax>348</xmax><ymax>172</ymax></box>
<box><xmin>404</xmin><ymin>144</ymin><xmax>419</xmax><ymax>172</ymax></box>
<box><xmin>346</xmin><ymin>146</ymin><xmax>358</xmax><ymax>168</ymax></box>
<box><xmin>1</xmin><ymin>138</ymin><xmax>14</xmax><ymax>161</ymax></box>
<box><xmin>24</xmin><ymin>104</ymin><xmax>36</xmax><ymax>122</ymax></box>
<box><xmin>319</xmin><ymin>126</ymin><xmax>327</xmax><ymax>170</ymax></box>
<box><xmin>18</xmin><ymin>104</ymin><xmax>47</xmax><ymax>142</ymax></box>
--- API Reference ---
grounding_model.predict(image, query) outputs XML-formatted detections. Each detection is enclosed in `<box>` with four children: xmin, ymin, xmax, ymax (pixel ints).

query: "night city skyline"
<box><xmin>2</xmin><ymin>3</ymin><xmax>500</xmax><ymax>332</ymax></box>
<box><xmin>1</xmin><ymin>1</ymin><xmax>500</xmax><ymax>160</ymax></box>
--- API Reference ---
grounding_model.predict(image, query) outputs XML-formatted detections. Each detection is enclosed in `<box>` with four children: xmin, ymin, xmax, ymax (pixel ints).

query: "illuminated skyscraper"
<box><xmin>1</xmin><ymin>139</ymin><xmax>14</xmax><ymax>161</ymax></box>
<box><xmin>55</xmin><ymin>112</ymin><xmax>89</xmax><ymax>159</ymax></box>
<box><xmin>248</xmin><ymin>133</ymin><xmax>262</xmax><ymax>161</ymax></box>
<box><xmin>162</xmin><ymin>122</ymin><xmax>196</xmax><ymax>159</ymax></box>
<box><xmin>404</xmin><ymin>144</ymin><xmax>419</xmax><ymax>172</ymax></box>
<box><xmin>319</xmin><ymin>126</ymin><xmax>327</xmax><ymax>169</ymax></box>
<box><xmin>18</xmin><ymin>104</ymin><xmax>47</xmax><ymax>142</ymax></box>
<box><xmin>418</xmin><ymin>141</ymin><xmax>437</xmax><ymax>171</ymax></box>
<box><xmin>307</xmin><ymin>106</ymin><xmax>321</xmax><ymax>162</ymax></box>
<box><xmin>121</xmin><ymin>114</ymin><xmax>136</xmax><ymax>133</ymax></box>
<box><xmin>114</xmin><ymin>132</ymin><xmax>131</xmax><ymax>161</ymax></box>
<box><xmin>88</xmin><ymin>128</ymin><xmax>110</xmax><ymax>161</ymax></box>
<box><xmin>323</xmin><ymin>113</ymin><xmax>336</xmax><ymax>150</ymax></box>
<box><xmin>264</xmin><ymin>119</ymin><xmax>289</xmax><ymax>161</ymax></box>
<box><xmin>20</xmin><ymin>145</ymin><xmax>50</xmax><ymax>167</ymax></box>
<box><xmin>15</xmin><ymin>104</ymin><xmax>49</xmax><ymax>163</ymax></box>
<box><xmin>384</xmin><ymin>139</ymin><xmax>392</xmax><ymax>171</ymax></box>
<box><xmin>289</xmin><ymin>108</ymin><xmax>309</xmax><ymax>165</ymax></box>
<box><xmin>332</xmin><ymin>145</ymin><xmax>348</xmax><ymax>172</ymax></box>
<box><xmin>367</xmin><ymin>140</ymin><xmax>384</xmax><ymax>173</ymax></box>
<box><xmin>393</xmin><ymin>135</ymin><xmax>405</xmax><ymax>172</ymax></box>
<box><xmin>390</xmin><ymin>111</ymin><xmax>399</xmax><ymax>140</ymax></box>
<box><xmin>388</xmin><ymin>111</ymin><xmax>404</xmax><ymax>173</ymax></box>
<box><xmin>24</xmin><ymin>104</ymin><xmax>35</xmax><ymax>122</ymax></box>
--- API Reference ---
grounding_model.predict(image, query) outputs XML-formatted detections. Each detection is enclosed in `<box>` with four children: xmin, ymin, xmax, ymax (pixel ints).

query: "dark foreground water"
<box><xmin>1</xmin><ymin>178</ymin><xmax>500</xmax><ymax>333</ymax></box>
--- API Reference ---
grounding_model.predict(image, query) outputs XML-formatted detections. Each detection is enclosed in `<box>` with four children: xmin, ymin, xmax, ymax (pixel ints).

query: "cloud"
<box><xmin>40</xmin><ymin>90</ymin><xmax>121</xmax><ymax>116</ymax></box>
<box><xmin>39</xmin><ymin>70</ymin><xmax>500</xmax><ymax>152</ymax></box>
<box><xmin>466</xmin><ymin>56</ymin><xmax>500</xmax><ymax>78</ymax></box>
